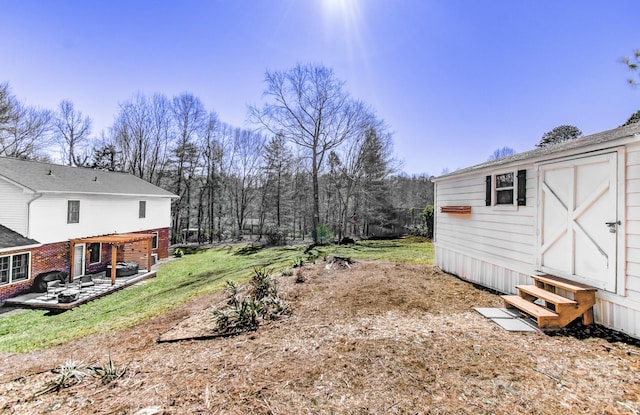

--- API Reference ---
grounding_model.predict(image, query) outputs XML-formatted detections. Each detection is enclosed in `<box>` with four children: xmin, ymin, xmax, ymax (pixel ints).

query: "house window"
<box><xmin>485</xmin><ymin>170</ymin><xmax>526</xmax><ymax>206</ymax></box>
<box><xmin>0</xmin><ymin>252</ymin><xmax>30</xmax><ymax>285</ymax></box>
<box><xmin>89</xmin><ymin>243</ymin><xmax>101</xmax><ymax>264</ymax></box>
<box><xmin>0</xmin><ymin>256</ymin><xmax>9</xmax><ymax>284</ymax></box>
<box><xmin>139</xmin><ymin>201</ymin><xmax>146</xmax><ymax>218</ymax></box>
<box><xmin>495</xmin><ymin>172</ymin><xmax>514</xmax><ymax>205</ymax></box>
<box><xmin>151</xmin><ymin>231</ymin><xmax>159</xmax><ymax>250</ymax></box>
<box><xmin>12</xmin><ymin>253</ymin><xmax>29</xmax><ymax>281</ymax></box>
<box><xmin>68</xmin><ymin>200</ymin><xmax>80</xmax><ymax>223</ymax></box>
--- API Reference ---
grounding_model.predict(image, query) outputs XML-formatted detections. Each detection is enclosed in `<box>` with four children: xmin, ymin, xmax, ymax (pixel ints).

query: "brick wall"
<box><xmin>155</xmin><ymin>227</ymin><xmax>170</xmax><ymax>259</ymax></box>
<box><xmin>0</xmin><ymin>247</ymin><xmax>33</xmax><ymax>301</ymax></box>
<box><xmin>0</xmin><ymin>227</ymin><xmax>171</xmax><ymax>302</ymax></box>
<box><xmin>0</xmin><ymin>241</ymin><xmax>70</xmax><ymax>302</ymax></box>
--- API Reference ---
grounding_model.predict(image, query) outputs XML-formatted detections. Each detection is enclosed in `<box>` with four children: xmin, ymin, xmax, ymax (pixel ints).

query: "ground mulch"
<box><xmin>1</xmin><ymin>260</ymin><xmax>639</xmax><ymax>414</ymax></box>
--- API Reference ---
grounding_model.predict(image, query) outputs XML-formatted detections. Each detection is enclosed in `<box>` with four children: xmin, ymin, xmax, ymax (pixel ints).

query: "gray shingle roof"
<box><xmin>0</xmin><ymin>224</ymin><xmax>39</xmax><ymax>250</ymax></box>
<box><xmin>0</xmin><ymin>157</ymin><xmax>177</xmax><ymax>197</ymax></box>
<box><xmin>436</xmin><ymin>123</ymin><xmax>640</xmax><ymax>179</ymax></box>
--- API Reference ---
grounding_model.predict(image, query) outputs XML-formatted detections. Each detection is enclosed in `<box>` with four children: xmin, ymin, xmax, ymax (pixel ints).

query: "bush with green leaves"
<box><xmin>315</xmin><ymin>223</ymin><xmax>334</xmax><ymax>245</ymax></box>
<box><xmin>264</xmin><ymin>225</ymin><xmax>287</xmax><ymax>246</ymax></box>
<box><xmin>89</xmin><ymin>355</ymin><xmax>127</xmax><ymax>385</ymax></box>
<box><xmin>212</xmin><ymin>267</ymin><xmax>291</xmax><ymax>334</ymax></box>
<box><xmin>422</xmin><ymin>205</ymin><xmax>434</xmax><ymax>239</ymax></box>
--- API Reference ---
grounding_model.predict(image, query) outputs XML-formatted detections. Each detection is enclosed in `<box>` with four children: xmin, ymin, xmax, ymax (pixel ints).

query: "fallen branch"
<box><xmin>156</xmin><ymin>327</ymin><xmax>258</xmax><ymax>344</ymax></box>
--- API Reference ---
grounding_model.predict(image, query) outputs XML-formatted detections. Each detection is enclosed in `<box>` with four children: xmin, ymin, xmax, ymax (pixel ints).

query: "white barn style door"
<box><xmin>537</xmin><ymin>152</ymin><xmax>618</xmax><ymax>292</ymax></box>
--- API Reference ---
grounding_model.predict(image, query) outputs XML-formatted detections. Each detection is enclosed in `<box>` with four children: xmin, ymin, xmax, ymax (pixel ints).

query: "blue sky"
<box><xmin>1</xmin><ymin>0</ymin><xmax>639</xmax><ymax>175</ymax></box>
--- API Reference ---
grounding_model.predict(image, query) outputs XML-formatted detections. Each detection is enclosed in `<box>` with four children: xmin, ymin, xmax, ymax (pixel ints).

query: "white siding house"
<box><xmin>0</xmin><ymin>157</ymin><xmax>177</xmax><ymax>300</ymax></box>
<box><xmin>433</xmin><ymin>123</ymin><xmax>640</xmax><ymax>338</ymax></box>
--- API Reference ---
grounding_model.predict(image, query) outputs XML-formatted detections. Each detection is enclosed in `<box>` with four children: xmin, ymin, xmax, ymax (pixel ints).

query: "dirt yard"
<box><xmin>1</xmin><ymin>260</ymin><xmax>639</xmax><ymax>414</ymax></box>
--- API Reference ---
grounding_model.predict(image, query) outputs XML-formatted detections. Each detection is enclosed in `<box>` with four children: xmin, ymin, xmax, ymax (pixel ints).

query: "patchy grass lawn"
<box><xmin>1</xmin><ymin>257</ymin><xmax>639</xmax><ymax>414</ymax></box>
<box><xmin>0</xmin><ymin>237</ymin><xmax>432</xmax><ymax>353</ymax></box>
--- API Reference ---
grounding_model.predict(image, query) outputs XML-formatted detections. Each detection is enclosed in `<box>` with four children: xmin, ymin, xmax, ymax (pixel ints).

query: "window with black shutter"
<box><xmin>485</xmin><ymin>169</ymin><xmax>526</xmax><ymax>207</ymax></box>
<box><xmin>517</xmin><ymin>169</ymin><xmax>526</xmax><ymax>206</ymax></box>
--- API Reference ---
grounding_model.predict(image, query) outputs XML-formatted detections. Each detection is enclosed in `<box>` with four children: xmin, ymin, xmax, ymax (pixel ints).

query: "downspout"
<box><xmin>26</xmin><ymin>192</ymin><xmax>43</xmax><ymax>239</ymax></box>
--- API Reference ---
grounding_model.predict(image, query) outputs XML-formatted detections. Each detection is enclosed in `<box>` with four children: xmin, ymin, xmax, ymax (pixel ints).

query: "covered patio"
<box><xmin>70</xmin><ymin>232</ymin><xmax>155</xmax><ymax>285</ymax></box>
<box><xmin>3</xmin><ymin>232</ymin><xmax>158</xmax><ymax>312</ymax></box>
<box><xmin>3</xmin><ymin>270</ymin><xmax>156</xmax><ymax>311</ymax></box>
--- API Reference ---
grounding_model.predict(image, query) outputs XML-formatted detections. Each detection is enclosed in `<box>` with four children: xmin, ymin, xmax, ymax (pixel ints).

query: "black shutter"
<box><xmin>517</xmin><ymin>169</ymin><xmax>526</xmax><ymax>206</ymax></box>
<box><xmin>485</xmin><ymin>175</ymin><xmax>492</xmax><ymax>206</ymax></box>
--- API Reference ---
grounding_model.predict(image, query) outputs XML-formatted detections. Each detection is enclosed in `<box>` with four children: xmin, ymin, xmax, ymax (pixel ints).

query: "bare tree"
<box><xmin>251</xmin><ymin>63</ymin><xmax>369</xmax><ymax>243</ymax></box>
<box><xmin>621</xmin><ymin>49</ymin><xmax>640</xmax><ymax>87</ymax></box>
<box><xmin>170</xmin><ymin>93</ymin><xmax>207</xmax><ymax>243</ymax></box>
<box><xmin>196</xmin><ymin>112</ymin><xmax>223</xmax><ymax>243</ymax></box>
<box><xmin>0</xmin><ymin>83</ymin><xmax>14</xmax><ymax>130</ymax></box>
<box><xmin>226</xmin><ymin>128</ymin><xmax>265</xmax><ymax>239</ymax></box>
<box><xmin>53</xmin><ymin>100</ymin><xmax>92</xmax><ymax>166</ymax></box>
<box><xmin>112</xmin><ymin>93</ymin><xmax>173</xmax><ymax>185</ymax></box>
<box><xmin>0</xmin><ymin>83</ymin><xmax>53</xmax><ymax>159</ymax></box>
<box><xmin>488</xmin><ymin>146</ymin><xmax>516</xmax><ymax>161</ymax></box>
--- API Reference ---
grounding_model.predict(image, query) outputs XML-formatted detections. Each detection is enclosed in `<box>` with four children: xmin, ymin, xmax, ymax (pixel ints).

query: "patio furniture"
<box><xmin>106</xmin><ymin>261</ymin><xmax>139</xmax><ymax>277</ymax></box>
<box><xmin>58</xmin><ymin>289</ymin><xmax>79</xmax><ymax>303</ymax></box>
<box><xmin>79</xmin><ymin>275</ymin><xmax>95</xmax><ymax>290</ymax></box>
<box><xmin>46</xmin><ymin>280</ymin><xmax>65</xmax><ymax>299</ymax></box>
<box><xmin>33</xmin><ymin>271</ymin><xmax>69</xmax><ymax>293</ymax></box>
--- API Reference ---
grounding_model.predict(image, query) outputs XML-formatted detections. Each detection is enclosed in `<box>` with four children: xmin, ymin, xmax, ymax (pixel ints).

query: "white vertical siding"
<box><xmin>436</xmin><ymin>245</ymin><xmax>531</xmax><ymax>294</ymax></box>
<box><xmin>595</xmin><ymin>293</ymin><xmax>640</xmax><ymax>339</ymax></box>
<box><xmin>29</xmin><ymin>194</ymin><xmax>171</xmax><ymax>243</ymax></box>
<box><xmin>0</xmin><ymin>179</ymin><xmax>31</xmax><ymax>235</ymax></box>
<box><xmin>625</xmin><ymin>143</ymin><xmax>640</xmax><ymax>301</ymax></box>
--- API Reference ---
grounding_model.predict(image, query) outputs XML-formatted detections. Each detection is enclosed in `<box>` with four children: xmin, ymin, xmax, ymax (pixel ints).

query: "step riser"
<box><xmin>503</xmin><ymin>275</ymin><xmax>596</xmax><ymax>329</ymax></box>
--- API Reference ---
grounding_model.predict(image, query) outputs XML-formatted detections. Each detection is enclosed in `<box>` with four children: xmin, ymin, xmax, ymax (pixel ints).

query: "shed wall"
<box><xmin>625</xmin><ymin>143</ymin><xmax>640</xmax><ymax>302</ymax></box>
<box><xmin>435</xmin><ymin>146</ymin><xmax>640</xmax><ymax>339</ymax></box>
<box><xmin>435</xmin><ymin>165</ymin><xmax>537</xmax><ymax>280</ymax></box>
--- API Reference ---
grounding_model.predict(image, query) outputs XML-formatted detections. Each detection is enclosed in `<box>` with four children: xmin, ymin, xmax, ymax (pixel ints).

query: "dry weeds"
<box><xmin>1</xmin><ymin>260</ymin><xmax>639</xmax><ymax>414</ymax></box>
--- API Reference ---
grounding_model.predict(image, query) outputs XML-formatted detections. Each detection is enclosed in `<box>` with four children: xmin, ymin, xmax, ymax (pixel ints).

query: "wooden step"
<box><xmin>502</xmin><ymin>295</ymin><xmax>559</xmax><ymax>328</ymax></box>
<box><xmin>516</xmin><ymin>285</ymin><xmax>577</xmax><ymax>307</ymax></box>
<box><xmin>533</xmin><ymin>274</ymin><xmax>597</xmax><ymax>293</ymax></box>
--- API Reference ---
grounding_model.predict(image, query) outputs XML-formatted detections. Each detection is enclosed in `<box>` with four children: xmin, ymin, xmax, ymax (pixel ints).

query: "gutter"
<box><xmin>0</xmin><ymin>243</ymin><xmax>42</xmax><ymax>255</ymax></box>
<box><xmin>26</xmin><ymin>193</ymin><xmax>43</xmax><ymax>239</ymax></box>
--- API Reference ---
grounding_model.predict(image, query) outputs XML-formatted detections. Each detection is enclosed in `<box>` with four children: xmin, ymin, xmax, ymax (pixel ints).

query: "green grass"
<box><xmin>321</xmin><ymin>236</ymin><xmax>434</xmax><ymax>264</ymax></box>
<box><xmin>0</xmin><ymin>237</ymin><xmax>433</xmax><ymax>353</ymax></box>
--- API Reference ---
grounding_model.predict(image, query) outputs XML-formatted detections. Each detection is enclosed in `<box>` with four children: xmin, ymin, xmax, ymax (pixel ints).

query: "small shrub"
<box><xmin>212</xmin><ymin>267</ymin><xmax>290</xmax><ymax>334</ymax></box>
<box><xmin>251</xmin><ymin>267</ymin><xmax>276</xmax><ymax>300</ymax></box>
<box><xmin>89</xmin><ymin>355</ymin><xmax>127</xmax><ymax>385</ymax></box>
<box><xmin>422</xmin><ymin>205</ymin><xmax>434</xmax><ymax>239</ymax></box>
<box><xmin>315</xmin><ymin>223</ymin><xmax>333</xmax><ymax>245</ymax></box>
<box><xmin>292</xmin><ymin>257</ymin><xmax>305</xmax><ymax>268</ymax></box>
<box><xmin>281</xmin><ymin>269</ymin><xmax>293</xmax><ymax>277</ymax></box>
<box><xmin>225</xmin><ymin>280</ymin><xmax>240</xmax><ymax>306</ymax></box>
<box><xmin>262</xmin><ymin>296</ymin><xmax>291</xmax><ymax>319</ymax></box>
<box><xmin>174</xmin><ymin>248</ymin><xmax>183</xmax><ymax>258</ymax></box>
<box><xmin>264</xmin><ymin>225</ymin><xmax>287</xmax><ymax>246</ymax></box>
<box><xmin>37</xmin><ymin>361</ymin><xmax>87</xmax><ymax>396</ymax></box>
<box><xmin>295</xmin><ymin>269</ymin><xmax>305</xmax><ymax>283</ymax></box>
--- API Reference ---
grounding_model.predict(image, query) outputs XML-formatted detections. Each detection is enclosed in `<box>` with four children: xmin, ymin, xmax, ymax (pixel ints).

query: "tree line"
<box><xmin>0</xmin><ymin>64</ymin><xmax>434</xmax><ymax>244</ymax></box>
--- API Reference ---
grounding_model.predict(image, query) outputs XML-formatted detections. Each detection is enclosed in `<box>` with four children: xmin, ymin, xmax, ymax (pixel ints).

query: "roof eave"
<box><xmin>0</xmin><ymin>243</ymin><xmax>43</xmax><ymax>254</ymax></box>
<box><xmin>433</xmin><ymin>131</ymin><xmax>640</xmax><ymax>182</ymax></box>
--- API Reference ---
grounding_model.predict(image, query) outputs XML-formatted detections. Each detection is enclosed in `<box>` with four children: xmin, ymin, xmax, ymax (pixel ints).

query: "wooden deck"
<box><xmin>3</xmin><ymin>270</ymin><xmax>157</xmax><ymax>312</ymax></box>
